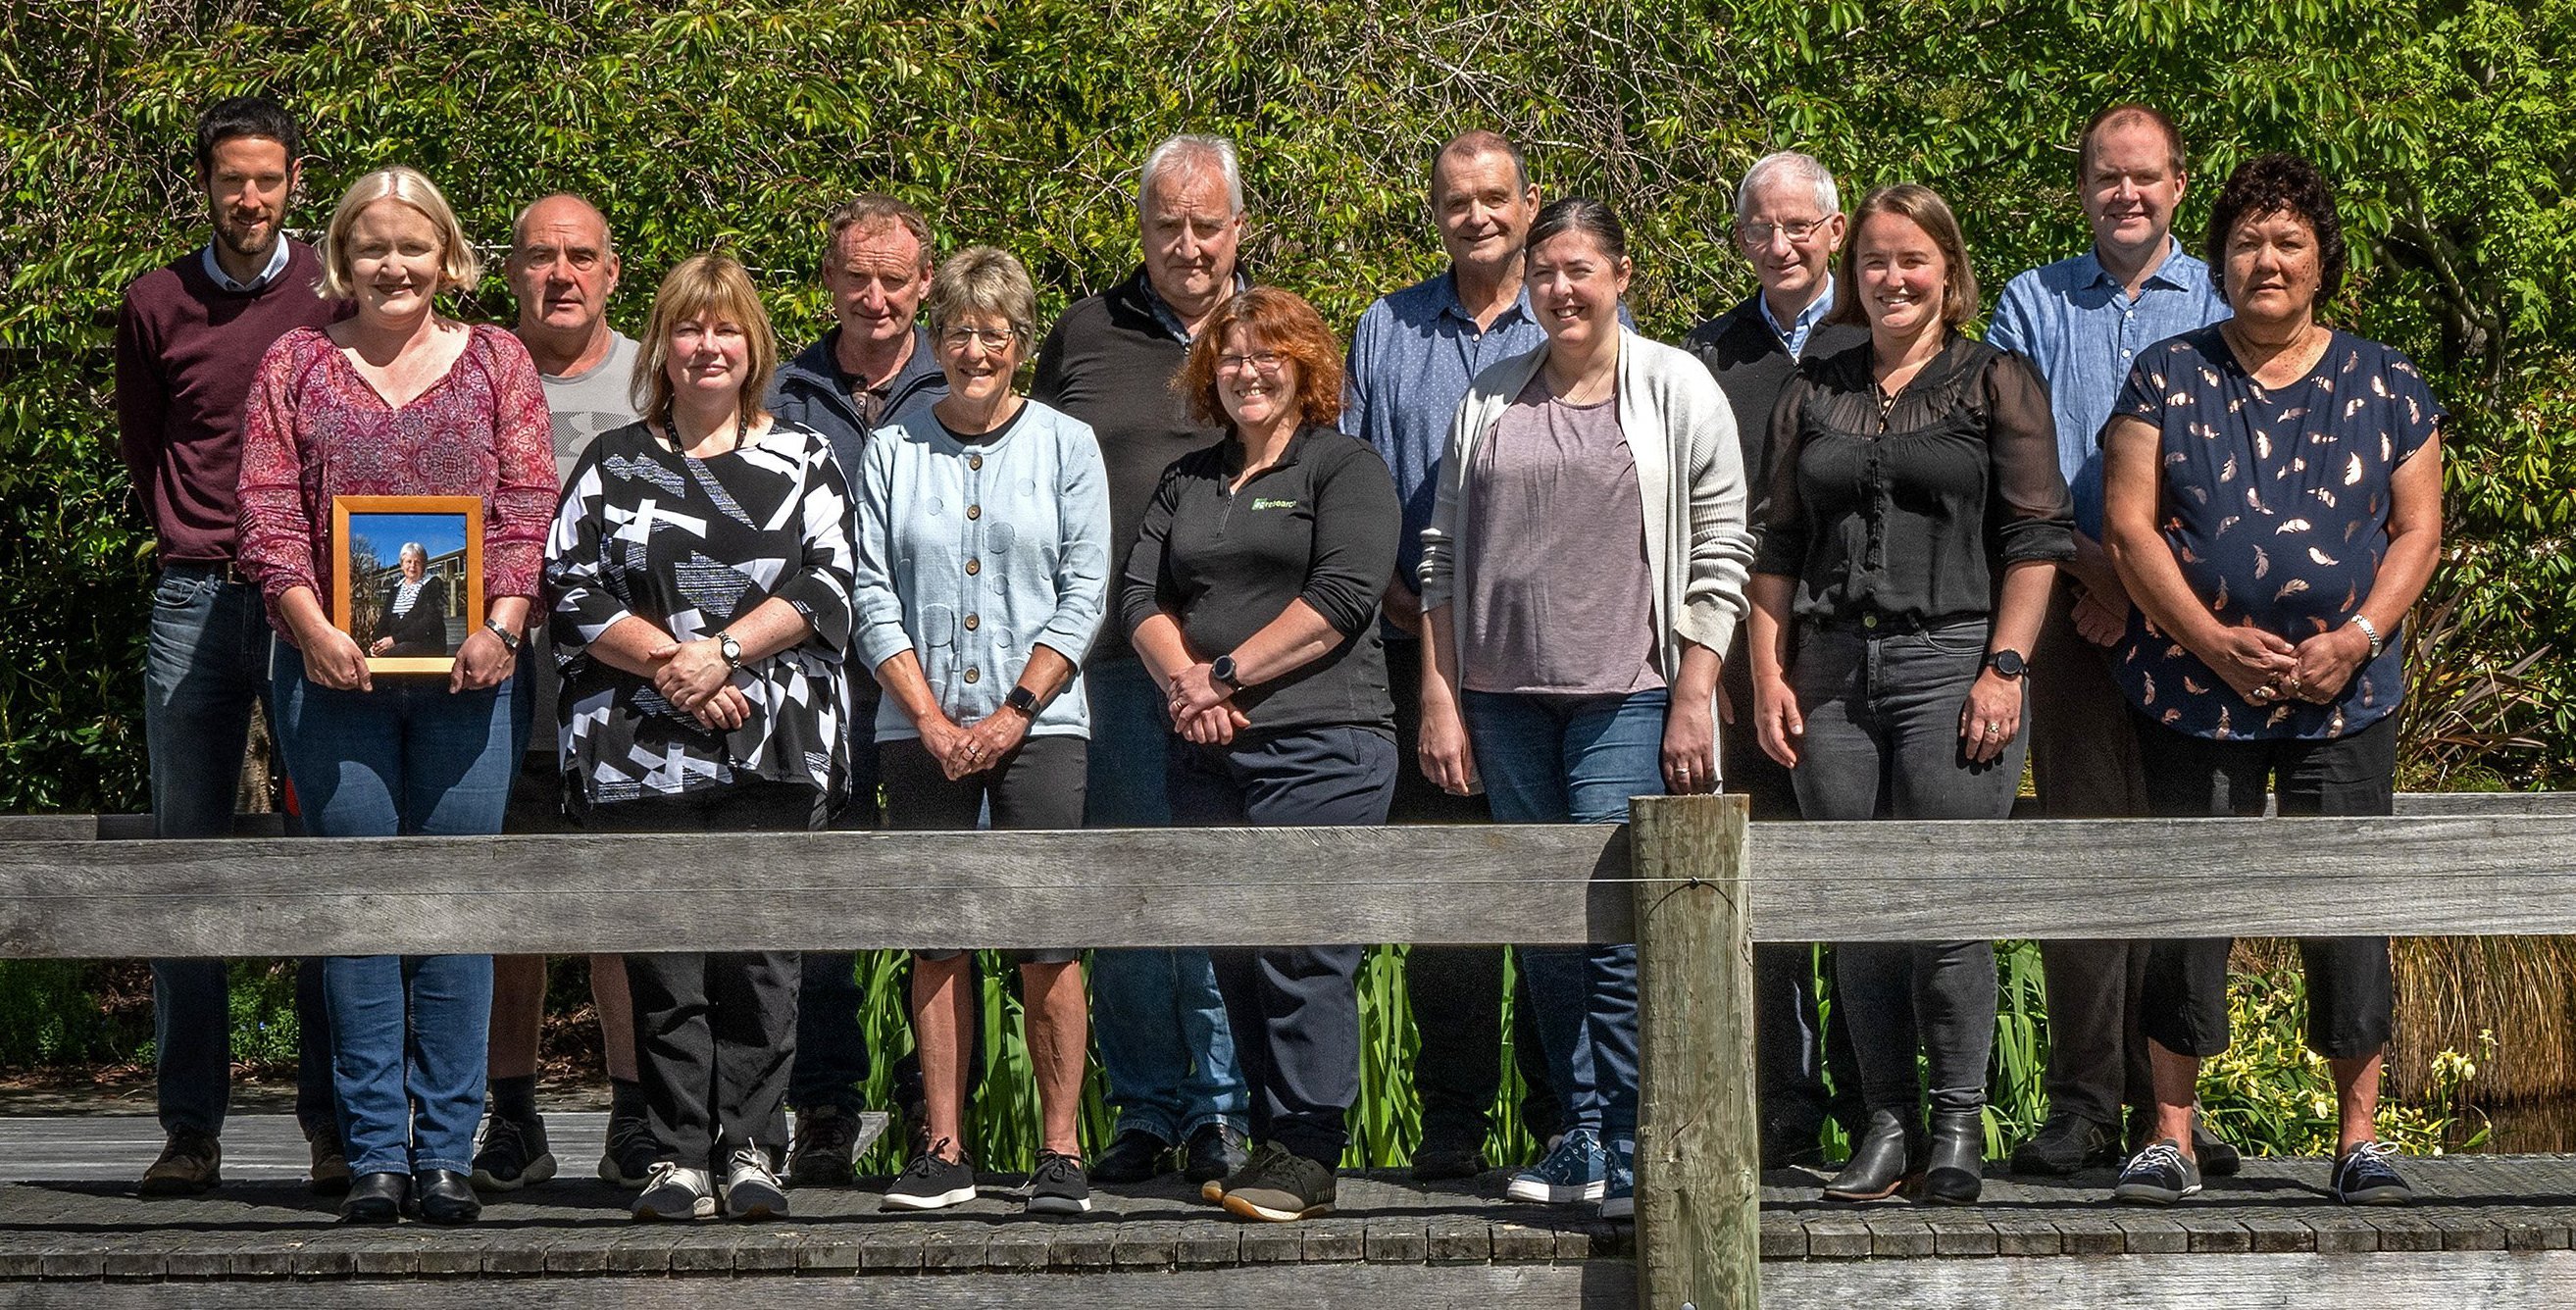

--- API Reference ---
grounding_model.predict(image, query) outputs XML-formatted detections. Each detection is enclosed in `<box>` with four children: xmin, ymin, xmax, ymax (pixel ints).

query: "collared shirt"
<box><xmin>1339</xmin><ymin>269</ymin><xmax>1549</xmax><ymax>607</ymax></box>
<box><xmin>1986</xmin><ymin>238</ymin><xmax>2228</xmax><ymax>539</ymax></box>
<box><xmin>201</xmin><ymin>239</ymin><xmax>291</xmax><ymax>293</ymax></box>
<box><xmin>1141</xmin><ymin>270</ymin><xmax>1251</xmax><ymax>344</ymax></box>
<box><xmin>1755</xmin><ymin>276</ymin><xmax>1837</xmax><ymax>360</ymax></box>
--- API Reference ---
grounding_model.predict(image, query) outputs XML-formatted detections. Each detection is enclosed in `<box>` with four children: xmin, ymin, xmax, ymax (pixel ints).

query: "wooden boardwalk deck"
<box><xmin>2</xmin><ymin>1118</ymin><xmax>2574</xmax><ymax>1306</ymax></box>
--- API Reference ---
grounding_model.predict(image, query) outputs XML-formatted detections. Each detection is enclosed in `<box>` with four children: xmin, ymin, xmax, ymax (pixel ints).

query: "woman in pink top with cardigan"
<box><xmin>235</xmin><ymin>167</ymin><xmax>553</xmax><ymax>1227</ymax></box>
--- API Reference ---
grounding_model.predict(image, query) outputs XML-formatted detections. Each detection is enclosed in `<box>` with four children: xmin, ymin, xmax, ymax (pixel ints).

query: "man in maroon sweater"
<box><xmin>114</xmin><ymin>96</ymin><xmax>347</xmax><ymax>1199</ymax></box>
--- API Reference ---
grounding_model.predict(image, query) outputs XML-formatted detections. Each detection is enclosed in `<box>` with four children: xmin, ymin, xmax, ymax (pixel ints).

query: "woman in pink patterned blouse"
<box><xmin>235</xmin><ymin>166</ymin><xmax>554</xmax><ymax>1227</ymax></box>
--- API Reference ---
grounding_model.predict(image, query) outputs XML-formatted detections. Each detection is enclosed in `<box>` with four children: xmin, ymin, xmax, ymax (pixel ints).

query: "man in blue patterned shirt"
<box><xmin>1339</xmin><ymin>131</ymin><xmax>1561</xmax><ymax>1180</ymax></box>
<box><xmin>1985</xmin><ymin>102</ymin><xmax>2232</xmax><ymax>1178</ymax></box>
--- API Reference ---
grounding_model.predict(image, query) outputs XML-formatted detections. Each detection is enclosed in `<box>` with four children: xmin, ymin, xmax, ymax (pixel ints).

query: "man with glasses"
<box><xmin>1680</xmin><ymin>150</ymin><xmax>1868</xmax><ymax>1169</ymax></box>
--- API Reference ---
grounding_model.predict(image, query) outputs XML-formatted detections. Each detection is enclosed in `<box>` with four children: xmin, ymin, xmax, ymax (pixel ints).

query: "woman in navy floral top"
<box><xmin>2101</xmin><ymin>155</ymin><xmax>2443</xmax><ymax>1210</ymax></box>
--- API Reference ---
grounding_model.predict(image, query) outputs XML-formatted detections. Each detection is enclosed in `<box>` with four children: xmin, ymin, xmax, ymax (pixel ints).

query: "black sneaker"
<box><xmin>2112</xmin><ymin>1138</ymin><xmax>2202</xmax><ymax>1205</ymax></box>
<box><xmin>1090</xmin><ymin>1128</ymin><xmax>1172</xmax><ymax>1185</ymax></box>
<box><xmin>882</xmin><ymin>1139</ymin><xmax>978</xmax><ymax>1212</ymax></box>
<box><xmin>1410</xmin><ymin>1139</ymin><xmax>1486</xmax><ymax>1183</ymax></box>
<box><xmin>599</xmin><ymin>1102</ymin><xmax>658</xmax><ymax>1187</ymax></box>
<box><xmin>1026</xmin><ymin>1150</ymin><xmax>1091</xmax><ymax>1215</ymax></box>
<box><xmin>2009</xmin><ymin>1114</ymin><xmax>2120</xmax><ymax>1177</ymax></box>
<box><xmin>1204</xmin><ymin>1141</ymin><xmax>1284</xmax><ymax>1203</ymax></box>
<box><xmin>786</xmin><ymin>1104</ymin><xmax>863</xmax><ymax>1188</ymax></box>
<box><xmin>2331</xmin><ymin>1140</ymin><xmax>2412</xmax><ymax>1205</ymax></box>
<box><xmin>471</xmin><ymin>1110</ymin><xmax>557</xmax><ymax>1192</ymax></box>
<box><xmin>1219</xmin><ymin>1146</ymin><xmax>1338</xmax><ymax>1223</ymax></box>
<box><xmin>1182</xmin><ymin>1122</ymin><xmax>1247</xmax><ymax>1184</ymax></box>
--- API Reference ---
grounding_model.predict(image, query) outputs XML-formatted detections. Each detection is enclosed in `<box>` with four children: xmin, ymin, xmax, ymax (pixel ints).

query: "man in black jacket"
<box><xmin>1681</xmin><ymin>151</ymin><xmax>1869</xmax><ymax>1170</ymax></box>
<box><xmin>766</xmin><ymin>193</ymin><xmax>948</xmax><ymax>1186</ymax></box>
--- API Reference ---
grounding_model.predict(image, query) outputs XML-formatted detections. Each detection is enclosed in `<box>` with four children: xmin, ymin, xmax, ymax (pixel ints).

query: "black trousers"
<box><xmin>1172</xmin><ymin>726</ymin><xmax>1396</xmax><ymax>1165</ymax></box>
<box><xmin>588</xmin><ymin>781</ymin><xmax>822</xmax><ymax>1169</ymax></box>
<box><xmin>1387</xmin><ymin>639</ymin><xmax>1563</xmax><ymax>1148</ymax></box>
<box><xmin>2134</xmin><ymin>711</ymin><xmax>2398</xmax><ymax>1061</ymax></box>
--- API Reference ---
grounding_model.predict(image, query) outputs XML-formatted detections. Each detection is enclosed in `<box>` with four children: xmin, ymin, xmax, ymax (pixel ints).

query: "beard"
<box><xmin>213</xmin><ymin>213</ymin><xmax>276</xmax><ymax>259</ymax></box>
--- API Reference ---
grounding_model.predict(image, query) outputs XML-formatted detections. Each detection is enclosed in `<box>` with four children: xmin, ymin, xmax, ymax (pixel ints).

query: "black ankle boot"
<box><xmin>1822</xmin><ymin>1109</ymin><xmax>1921</xmax><ymax>1202</ymax></box>
<box><xmin>1920</xmin><ymin>1111</ymin><xmax>1986</xmax><ymax>1205</ymax></box>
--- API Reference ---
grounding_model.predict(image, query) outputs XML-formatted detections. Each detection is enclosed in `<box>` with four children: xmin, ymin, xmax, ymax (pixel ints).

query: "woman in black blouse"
<box><xmin>1122</xmin><ymin>286</ymin><xmax>1400</xmax><ymax>1224</ymax></box>
<box><xmin>370</xmin><ymin>542</ymin><xmax>451</xmax><ymax>657</ymax></box>
<box><xmin>545</xmin><ymin>254</ymin><xmax>855</xmax><ymax>1224</ymax></box>
<box><xmin>1745</xmin><ymin>184</ymin><xmax>2074</xmax><ymax>1205</ymax></box>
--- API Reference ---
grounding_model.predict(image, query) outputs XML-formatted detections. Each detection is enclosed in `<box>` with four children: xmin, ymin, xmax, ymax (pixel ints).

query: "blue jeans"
<box><xmin>1085</xmin><ymin>656</ymin><xmax>1246</xmax><ymax>1142</ymax></box>
<box><xmin>143</xmin><ymin>565</ymin><xmax>335</xmax><ymax>1138</ymax></box>
<box><xmin>273</xmin><ymin>642</ymin><xmax>521</xmax><ymax>1176</ymax></box>
<box><xmin>1461</xmin><ymin>687</ymin><xmax>1664</xmax><ymax>1143</ymax></box>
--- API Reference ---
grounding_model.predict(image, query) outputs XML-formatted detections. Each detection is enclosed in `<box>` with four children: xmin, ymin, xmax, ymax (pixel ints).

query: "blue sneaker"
<box><xmin>1599</xmin><ymin>1137</ymin><xmax>1635</xmax><ymax>1220</ymax></box>
<box><xmin>1506</xmin><ymin>1128</ymin><xmax>1608</xmax><ymax>1204</ymax></box>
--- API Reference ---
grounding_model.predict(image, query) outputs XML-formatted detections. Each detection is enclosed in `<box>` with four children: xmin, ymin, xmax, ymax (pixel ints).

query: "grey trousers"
<box><xmin>2027</xmin><ymin>579</ymin><xmax>2154</xmax><ymax>1130</ymax></box>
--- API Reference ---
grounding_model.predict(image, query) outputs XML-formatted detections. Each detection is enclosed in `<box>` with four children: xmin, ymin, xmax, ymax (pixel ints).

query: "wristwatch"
<box><xmin>1003</xmin><ymin>685</ymin><xmax>1040</xmax><ymax>717</ymax></box>
<box><xmin>716</xmin><ymin>631</ymin><xmax>743</xmax><ymax>669</ymax></box>
<box><xmin>1210</xmin><ymin>653</ymin><xmax>1241</xmax><ymax>689</ymax></box>
<box><xmin>481</xmin><ymin>619</ymin><xmax>522</xmax><ymax>653</ymax></box>
<box><xmin>1984</xmin><ymin>649</ymin><xmax>2028</xmax><ymax>680</ymax></box>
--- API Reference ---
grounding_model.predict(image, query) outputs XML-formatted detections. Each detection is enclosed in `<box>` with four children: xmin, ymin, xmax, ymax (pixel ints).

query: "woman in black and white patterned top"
<box><xmin>543</xmin><ymin>253</ymin><xmax>854</xmax><ymax>1225</ymax></box>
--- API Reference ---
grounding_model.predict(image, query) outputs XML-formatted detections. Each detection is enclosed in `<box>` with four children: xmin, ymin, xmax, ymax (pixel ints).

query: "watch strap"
<box><xmin>481</xmin><ymin>619</ymin><xmax>522</xmax><ymax>652</ymax></box>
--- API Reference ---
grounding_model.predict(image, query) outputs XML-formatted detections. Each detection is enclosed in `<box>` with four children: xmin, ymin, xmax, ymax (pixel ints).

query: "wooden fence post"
<box><xmin>1631</xmin><ymin>792</ymin><xmax>1757</xmax><ymax>1310</ymax></box>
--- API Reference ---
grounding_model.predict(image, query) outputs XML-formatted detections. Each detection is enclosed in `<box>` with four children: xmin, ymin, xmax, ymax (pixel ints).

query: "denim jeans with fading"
<box><xmin>144</xmin><ymin>564</ymin><xmax>336</xmax><ymax>1139</ymax></box>
<box><xmin>273</xmin><ymin>641</ymin><xmax>522</xmax><ymax>1176</ymax></box>
<box><xmin>1460</xmin><ymin>686</ymin><xmax>1666</xmax><ymax>1145</ymax></box>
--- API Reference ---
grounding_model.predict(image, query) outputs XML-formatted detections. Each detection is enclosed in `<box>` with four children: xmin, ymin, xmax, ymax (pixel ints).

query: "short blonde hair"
<box><xmin>926</xmin><ymin>246</ymin><xmax>1037</xmax><ymax>343</ymax></box>
<box><xmin>319</xmin><ymin>167</ymin><xmax>480</xmax><ymax>299</ymax></box>
<box><xmin>632</xmin><ymin>254</ymin><xmax>779</xmax><ymax>430</ymax></box>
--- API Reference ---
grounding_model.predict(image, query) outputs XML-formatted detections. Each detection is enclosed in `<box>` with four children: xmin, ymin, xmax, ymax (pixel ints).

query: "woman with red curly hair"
<box><xmin>1120</xmin><ymin>286</ymin><xmax>1401</xmax><ymax>1223</ymax></box>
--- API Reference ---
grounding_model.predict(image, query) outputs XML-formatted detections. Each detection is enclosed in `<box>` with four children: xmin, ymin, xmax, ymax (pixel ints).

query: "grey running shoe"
<box><xmin>2112</xmin><ymin>1138</ymin><xmax>2202</xmax><ymax>1205</ymax></box>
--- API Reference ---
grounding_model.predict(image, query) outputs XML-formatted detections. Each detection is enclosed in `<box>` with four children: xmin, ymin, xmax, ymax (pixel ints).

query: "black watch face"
<box><xmin>1990</xmin><ymin>650</ymin><xmax>2027</xmax><ymax>678</ymax></box>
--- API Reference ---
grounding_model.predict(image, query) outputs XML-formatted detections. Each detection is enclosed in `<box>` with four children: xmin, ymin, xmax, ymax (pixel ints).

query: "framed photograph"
<box><xmin>330</xmin><ymin>495</ymin><xmax>484</xmax><ymax>675</ymax></box>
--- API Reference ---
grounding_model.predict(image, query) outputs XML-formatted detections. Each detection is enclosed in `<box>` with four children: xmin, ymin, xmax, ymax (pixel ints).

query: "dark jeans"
<box><xmin>2027</xmin><ymin>579</ymin><xmax>2156</xmax><ymax>1130</ymax></box>
<box><xmin>789</xmin><ymin>713</ymin><xmax>885</xmax><ymax>1116</ymax></box>
<box><xmin>144</xmin><ymin>565</ymin><xmax>335</xmax><ymax>1139</ymax></box>
<box><xmin>272</xmin><ymin>642</ymin><xmax>525</xmax><ymax>1175</ymax></box>
<box><xmin>1386</xmin><ymin>638</ymin><xmax>1559</xmax><ymax>1148</ymax></box>
<box><xmin>1088</xmin><ymin>656</ymin><xmax>1247</xmax><ymax>1143</ymax></box>
<box><xmin>1724</xmin><ymin>630</ymin><xmax>1859</xmax><ymax>1156</ymax></box>
<box><xmin>1460</xmin><ymin>687</ymin><xmax>1662</xmax><ymax>1144</ymax></box>
<box><xmin>1790</xmin><ymin>619</ymin><xmax>2016</xmax><ymax>1119</ymax></box>
<box><xmin>592</xmin><ymin>782</ymin><xmax>824</xmax><ymax>1167</ymax></box>
<box><xmin>2134</xmin><ymin>711</ymin><xmax>2399</xmax><ymax>1060</ymax></box>
<box><xmin>1170</xmin><ymin>726</ymin><xmax>1396</xmax><ymax>1165</ymax></box>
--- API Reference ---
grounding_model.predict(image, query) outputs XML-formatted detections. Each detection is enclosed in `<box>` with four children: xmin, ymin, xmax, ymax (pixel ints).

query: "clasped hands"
<box><xmin>648</xmin><ymin>636</ymin><xmax>751</xmax><ymax>731</ymax></box>
<box><xmin>2207</xmin><ymin>622</ymin><xmax>2370</xmax><ymax>707</ymax></box>
<box><xmin>1166</xmin><ymin>661</ymin><xmax>1251</xmax><ymax>746</ymax></box>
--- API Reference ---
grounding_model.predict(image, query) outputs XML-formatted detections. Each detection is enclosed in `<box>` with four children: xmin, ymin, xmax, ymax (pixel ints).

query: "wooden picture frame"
<box><xmin>330</xmin><ymin>495</ymin><xmax>484</xmax><ymax>676</ymax></box>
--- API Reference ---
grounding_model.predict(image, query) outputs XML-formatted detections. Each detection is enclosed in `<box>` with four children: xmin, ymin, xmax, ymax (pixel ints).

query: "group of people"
<box><xmin>116</xmin><ymin>94</ymin><xmax>2442</xmax><ymax>1228</ymax></box>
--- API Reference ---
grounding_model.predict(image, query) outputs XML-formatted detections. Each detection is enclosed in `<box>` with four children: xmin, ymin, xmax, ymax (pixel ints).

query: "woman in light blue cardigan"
<box><xmin>848</xmin><ymin>246</ymin><xmax>1112</xmax><ymax>1216</ymax></box>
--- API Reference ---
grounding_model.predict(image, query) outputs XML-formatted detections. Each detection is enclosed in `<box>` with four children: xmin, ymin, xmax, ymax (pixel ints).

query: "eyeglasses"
<box><xmin>1739</xmin><ymin>218</ymin><xmax>1831</xmax><ymax>247</ymax></box>
<box><xmin>1215</xmin><ymin>351</ymin><xmax>1288</xmax><ymax>376</ymax></box>
<box><xmin>940</xmin><ymin>327</ymin><xmax>1018</xmax><ymax>352</ymax></box>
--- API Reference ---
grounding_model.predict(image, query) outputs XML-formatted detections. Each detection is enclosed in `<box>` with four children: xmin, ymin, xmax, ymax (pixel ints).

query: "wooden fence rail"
<box><xmin>2</xmin><ymin>789</ymin><xmax>2574</xmax><ymax>1310</ymax></box>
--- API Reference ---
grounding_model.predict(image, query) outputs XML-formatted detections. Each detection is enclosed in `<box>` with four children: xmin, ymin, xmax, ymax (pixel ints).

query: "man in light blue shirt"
<box><xmin>1339</xmin><ymin>130</ymin><xmax>1560</xmax><ymax>1180</ymax></box>
<box><xmin>1984</xmin><ymin>103</ymin><xmax>2231</xmax><ymax>1180</ymax></box>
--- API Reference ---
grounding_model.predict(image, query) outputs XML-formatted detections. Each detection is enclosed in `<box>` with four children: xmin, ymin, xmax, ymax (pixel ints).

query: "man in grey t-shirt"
<box><xmin>473</xmin><ymin>192</ymin><xmax>652</xmax><ymax>1197</ymax></box>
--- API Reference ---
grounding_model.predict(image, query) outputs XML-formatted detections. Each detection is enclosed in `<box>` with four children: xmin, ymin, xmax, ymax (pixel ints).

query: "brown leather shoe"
<box><xmin>308</xmin><ymin>1126</ymin><xmax>352</xmax><ymax>1196</ymax></box>
<box><xmin>139</xmin><ymin>1129</ymin><xmax>222</xmax><ymax>1197</ymax></box>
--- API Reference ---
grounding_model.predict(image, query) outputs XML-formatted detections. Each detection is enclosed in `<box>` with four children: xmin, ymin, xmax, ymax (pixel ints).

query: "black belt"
<box><xmin>1802</xmin><ymin>610</ymin><xmax>1982</xmax><ymax>635</ymax></box>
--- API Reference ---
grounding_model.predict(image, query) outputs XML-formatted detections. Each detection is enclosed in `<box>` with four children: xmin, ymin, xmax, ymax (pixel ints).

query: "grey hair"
<box><xmin>1735</xmin><ymin>151</ymin><xmax>1840</xmax><ymax>220</ymax></box>
<box><xmin>1137</xmin><ymin>133</ymin><xmax>1244</xmax><ymax>219</ymax></box>
<box><xmin>399</xmin><ymin>541</ymin><xmax>427</xmax><ymax>562</ymax></box>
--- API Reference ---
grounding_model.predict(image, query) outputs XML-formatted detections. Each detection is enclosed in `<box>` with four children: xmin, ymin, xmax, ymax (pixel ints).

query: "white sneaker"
<box><xmin>631</xmin><ymin>1162</ymin><xmax>717</xmax><ymax>1221</ymax></box>
<box><xmin>722</xmin><ymin>1146</ymin><xmax>788</xmax><ymax>1220</ymax></box>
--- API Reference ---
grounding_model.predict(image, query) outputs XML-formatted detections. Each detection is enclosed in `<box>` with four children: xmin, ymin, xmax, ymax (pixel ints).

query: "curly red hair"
<box><xmin>1176</xmin><ymin>286</ymin><xmax>1343</xmax><ymax>429</ymax></box>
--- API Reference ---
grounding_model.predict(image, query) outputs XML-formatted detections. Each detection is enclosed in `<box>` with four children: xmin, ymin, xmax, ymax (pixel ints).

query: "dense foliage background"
<box><xmin>0</xmin><ymin>0</ymin><xmax>2566</xmax><ymax>1162</ymax></box>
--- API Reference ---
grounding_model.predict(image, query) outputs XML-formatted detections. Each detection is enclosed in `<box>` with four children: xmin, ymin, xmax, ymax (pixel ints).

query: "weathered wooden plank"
<box><xmin>1629</xmin><ymin>794</ymin><xmax>1756</xmax><ymax>1309</ymax></box>
<box><xmin>2108</xmin><ymin>1210</ymin><xmax>2191</xmax><ymax>1255</ymax></box>
<box><xmin>0</xmin><ymin>816</ymin><xmax>104</xmax><ymax>841</ymax></box>
<box><xmin>1756</xmin><ymin>1209</ymin><xmax>1808</xmax><ymax>1259</ymax></box>
<box><xmin>1044</xmin><ymin>1221</ymin><xmax>1112</xmax><ymax>1271</ymax></box>
<box><xmin>918</xmin><ymin>1225</ymin><xmax>988</xmax><ymax>1272</ymax></box>
<box><xmin>1362</xmin><ymin>1215</ymin><xmax>1428</xmax><ymax>1264</ymax></box>
<box><xmin>1798</xmin><ymin>1211</ymin><xmax>1875</xmax><ymax>1260</ymax></box>
<box><xmin>1110</xmin><ymin>1220</ymin><xmax>1181</xmax><ymax>1270</ymax></box>
<box><xmin>1987</xmin><ymin>1212</ymin><xmax>2064</xmax><ymax>1257</ymax></box>
<box><xmin>1915</xmin><ymin>1207</ymin><xmax>2000</xmax><ymax>1257</ymax></box>
<box><xmin>1174</xmin><ymin>1219</ymin><xmax>1242</xmax><ymax>1270</ymax></box>
<box><xmin>1489</xmin><ymin>1220</ymin><xmax>1557</xmax><ymax>1264</ymax></box>
<box><xmin>984</xmin><ymin>1226</ymin><xmax>1053</xmax><ymax>1273</ymax></box>
<box><xmin>1301</xmin><ymin>1216</ymin><xmax>1366</xmax><ymax>1263</ymax></box>
<box><xmin>2051</xmin><ymin>1208</ymin><xmax>2130</xmax><ymax>1255</ymax></box>
<box><xmin>1764</xmin><ymin>1249</ymin><xmax>2576</xmax><ymax>1304</ymax></box>
<box><xmin>2241</xmin><ymin>1210</ymin><xmax>2318</xmax><ymax>1254</ymax></box>
<box><xmin>1423</xmin><ymin>1214</ymin><xmax>1491</xmax><ymax>1264</ymax></box>
<box><xmin>0</xmin><ymin>826</ymin><xmax>1632</xmax><ymax>955</ymax></box>
<box><xmin>1863</xmin><ymin>1212</ymin><xmax>1935</xmax><ymax>1258</ymax></box>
